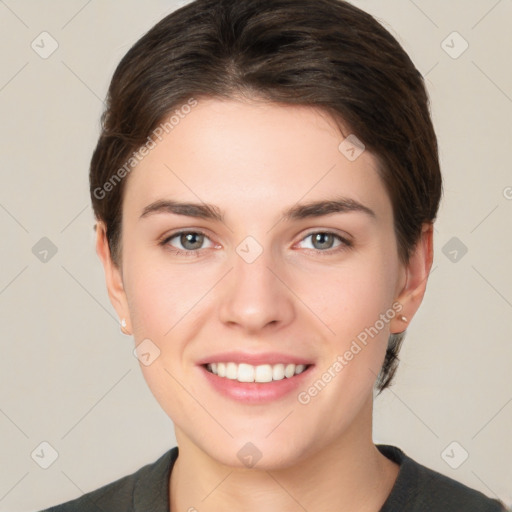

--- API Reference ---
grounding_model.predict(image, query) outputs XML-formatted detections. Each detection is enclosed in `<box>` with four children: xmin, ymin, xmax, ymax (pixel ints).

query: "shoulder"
<box><xmin>36</xmin><ymin>447</ymin><xmax>179</xmax><ymax>512</ymax></box>
<box><xmin>377</xmin><ymin>444</ymin><xmax>508</xmax><ymax>512</ymax></box>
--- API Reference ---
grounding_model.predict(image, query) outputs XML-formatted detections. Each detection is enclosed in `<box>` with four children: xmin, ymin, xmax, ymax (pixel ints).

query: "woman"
<box><xmin>40</xmin><ymin>0</ymin><xmax>508</xmax><ymax>510</ymax></box>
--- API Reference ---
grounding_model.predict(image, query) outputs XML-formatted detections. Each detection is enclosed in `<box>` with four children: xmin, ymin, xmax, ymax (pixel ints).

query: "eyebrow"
<box><xmin>139</xmin><ymin>196</ymin><xmax>376</xmax><ymax>222</ymax></box>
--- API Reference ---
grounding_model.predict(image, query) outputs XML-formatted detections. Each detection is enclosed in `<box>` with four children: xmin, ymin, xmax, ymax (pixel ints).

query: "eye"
<box><xmin>160</xmin><ymin>230</ymin><xmax>215</xmax><ymax>256</ymax></box>
<box><xmin>296</xmin><ymin>231</ymin><xmax>352</xmax><ymax>254</ymax></box>
<box><xmin>159</xmin><ymin>229</ymin><xmax>352</xmax><ymax>257</ymax></box>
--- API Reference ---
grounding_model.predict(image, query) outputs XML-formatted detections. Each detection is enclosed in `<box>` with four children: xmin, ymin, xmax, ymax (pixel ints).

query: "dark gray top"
<box><xmin>38</xmin><ymin>444</ymin><xmax>508</xmax><ymax>511</ymax></box>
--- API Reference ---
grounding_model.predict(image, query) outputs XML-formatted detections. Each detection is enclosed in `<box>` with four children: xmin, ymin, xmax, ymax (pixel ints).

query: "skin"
<box><xmin>96</xmin><ymin>97</ymin><xmax>433</xmax><ymax>511</ymax></box>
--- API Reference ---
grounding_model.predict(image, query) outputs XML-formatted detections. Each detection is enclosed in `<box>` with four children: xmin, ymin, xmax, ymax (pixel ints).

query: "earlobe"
<box><xmin>391</xmin><ymin>223</ymin><xmax>434</xmax><ymax>334</ymax></box>
<box><xmin>95</xmin><ymin>221</ymin><xmax>132</xmax><ymax>334</ymax></box>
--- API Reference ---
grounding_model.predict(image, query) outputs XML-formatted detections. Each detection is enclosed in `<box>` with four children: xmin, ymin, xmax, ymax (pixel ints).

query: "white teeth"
<box><xmin>206</xmin><ymin>362</ymin><xmax>308</xmax><ymax>383</ymax></box>
<box><xmin>226</xmin><ymin>362</ymin><xmax>238</xmax><ymax>379</ymax></box>
<box><xmin>285</xmin><ymin>363</ymin><xmax>295</xmax><ymax>378</ymax></box>
<box><xmin>238</xmin><ymin>363</ymin><xmax>255</xmax><ymax>382</ymax></box>
<box><xmin>255</xmin><ymin>364</ymin><xmax>273</xmax><ymax>383</ymax></box>
<box><xmin>272</xmin><ymin>364</ymin><xmax>285</xmax><ymax>381</ymax></box>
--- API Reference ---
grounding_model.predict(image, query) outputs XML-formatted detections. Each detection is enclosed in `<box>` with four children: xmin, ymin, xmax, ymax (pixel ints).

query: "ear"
<box><xmin>390</xmin><ymin>223</ymin><xmax>434</xmax><ymax>334</ymax></box>
<box><xmin>95</xmin><ymin>221</ymin><xmax>132</xmax><ymax>335</ymax></box>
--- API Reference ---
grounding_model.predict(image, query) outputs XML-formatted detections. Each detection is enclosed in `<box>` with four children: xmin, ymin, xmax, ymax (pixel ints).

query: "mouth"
<box><xmin>203</xmin><ymin>362</ymin><xmax>313</xmax><ymax>383</ymax></box>
<box><xmin>197</xmin><ymin>351</ymin><xmax>316</xmax><ymax>403</ymax></box>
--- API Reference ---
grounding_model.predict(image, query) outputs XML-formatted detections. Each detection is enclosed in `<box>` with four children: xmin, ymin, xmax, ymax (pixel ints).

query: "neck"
<box><xmin>169</xmin><ymin>395</ymin><xmax>399</xmax><ymax>512</ymax></box>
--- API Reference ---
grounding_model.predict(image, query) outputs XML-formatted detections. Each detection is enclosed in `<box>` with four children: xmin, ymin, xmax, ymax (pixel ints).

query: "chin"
<box><xmin>199</xmin><ymin>435</ymin><xmax>312</xmax><ymax>471</ymax></box>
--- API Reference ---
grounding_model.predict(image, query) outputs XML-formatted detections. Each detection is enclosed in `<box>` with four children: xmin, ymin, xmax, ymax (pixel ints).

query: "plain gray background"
<box><xmin>0</xmin><ymin>1</ymin><xmax>511</xmax><ymax>510</ymax></box>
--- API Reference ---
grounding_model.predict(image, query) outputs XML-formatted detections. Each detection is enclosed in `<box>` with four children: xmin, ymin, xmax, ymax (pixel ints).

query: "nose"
<box><xmin>218</xmin><ymin>245</ymin><xmax>295</xmax><ymax>333</ymax></box>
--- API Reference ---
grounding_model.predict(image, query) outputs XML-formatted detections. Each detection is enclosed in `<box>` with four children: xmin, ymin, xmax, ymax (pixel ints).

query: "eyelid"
<box><xmin>298</xmin><ymin>227</ymin><xmax>353</xmax><ymax>244</ymax></box>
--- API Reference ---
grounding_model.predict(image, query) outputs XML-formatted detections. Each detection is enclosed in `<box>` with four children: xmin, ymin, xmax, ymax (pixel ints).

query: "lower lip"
<box><xmin>199</xmin><ymin>364</ymin><xmax>314</xmax><ymax>404</ymax></box>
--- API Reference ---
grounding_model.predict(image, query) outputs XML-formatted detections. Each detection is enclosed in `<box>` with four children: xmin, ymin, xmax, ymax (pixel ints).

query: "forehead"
<box><xmin>122</xmin><ymin>97</ymin><xmax>392</xmax><ymax>225</ymax></box>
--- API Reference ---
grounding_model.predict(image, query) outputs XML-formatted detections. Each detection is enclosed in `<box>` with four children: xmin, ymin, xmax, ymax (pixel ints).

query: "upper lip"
<box><xmin>197</xmin><ymin>352</ymin><xmax>314</xmax><ymax>366</ymax></box>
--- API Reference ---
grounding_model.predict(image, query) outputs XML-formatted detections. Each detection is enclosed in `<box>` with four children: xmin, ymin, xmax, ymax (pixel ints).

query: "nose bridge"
<box><xmin>218</xmin><ymin>237</ymin><xmax>294</xmax><ymax>331</ymax></box>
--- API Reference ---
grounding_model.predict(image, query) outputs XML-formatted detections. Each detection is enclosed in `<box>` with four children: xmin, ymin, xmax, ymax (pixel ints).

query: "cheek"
<box><xmin>124</xmin><ymin>249</ymin><xmax>213</xmax><ymax>340</ymax></box>
<box><xmin>123</xmin><ymin>256</ymin><xmax>211</xmax><ymax>421</ymax></box>
<box><xmin>302</xmin><ymin>250</ymin><xmax>399</xmax><ymax>388</ymax></box>
<box><xmin>302</xmin><ymin>250</ymin><xmax>399</xmax><ymax>338</ymax></box>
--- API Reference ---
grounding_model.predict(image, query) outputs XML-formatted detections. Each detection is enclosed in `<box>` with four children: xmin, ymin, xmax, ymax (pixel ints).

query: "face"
<box><xmin>97</xmin><ymin>97</ymin><xmax>431</xmax><ymax>469</ymax></box>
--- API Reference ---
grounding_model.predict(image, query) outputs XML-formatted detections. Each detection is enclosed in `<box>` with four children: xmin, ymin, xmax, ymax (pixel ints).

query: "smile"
<box><xmin>205</xmin><ymin>362</ymin><xmax>310</xmax><ymax>383</ymax></box>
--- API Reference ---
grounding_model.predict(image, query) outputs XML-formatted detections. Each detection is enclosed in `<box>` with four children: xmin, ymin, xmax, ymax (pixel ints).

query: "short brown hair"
<box><xmin>89</xmin><ymin>0</ymin><xmax>442</xmax><ymax>391</ymax></box>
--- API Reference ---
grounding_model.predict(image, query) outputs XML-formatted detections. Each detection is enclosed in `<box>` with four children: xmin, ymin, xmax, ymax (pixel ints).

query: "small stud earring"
<box><xmin>399</xmin><ymin>315</ymin><xmax>408</xmax><ymax>323</ymax></box>
<box><xmin>120</xmin><ymin>318</ymin><xmax>129</xmax><ymax>335</ymax></box>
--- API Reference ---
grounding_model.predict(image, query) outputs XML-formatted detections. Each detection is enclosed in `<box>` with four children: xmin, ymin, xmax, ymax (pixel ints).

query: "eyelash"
<box><xmin>159</xmin><ymin>230</ymin><xmax>353</xmax><ymax>257</ymax></box>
